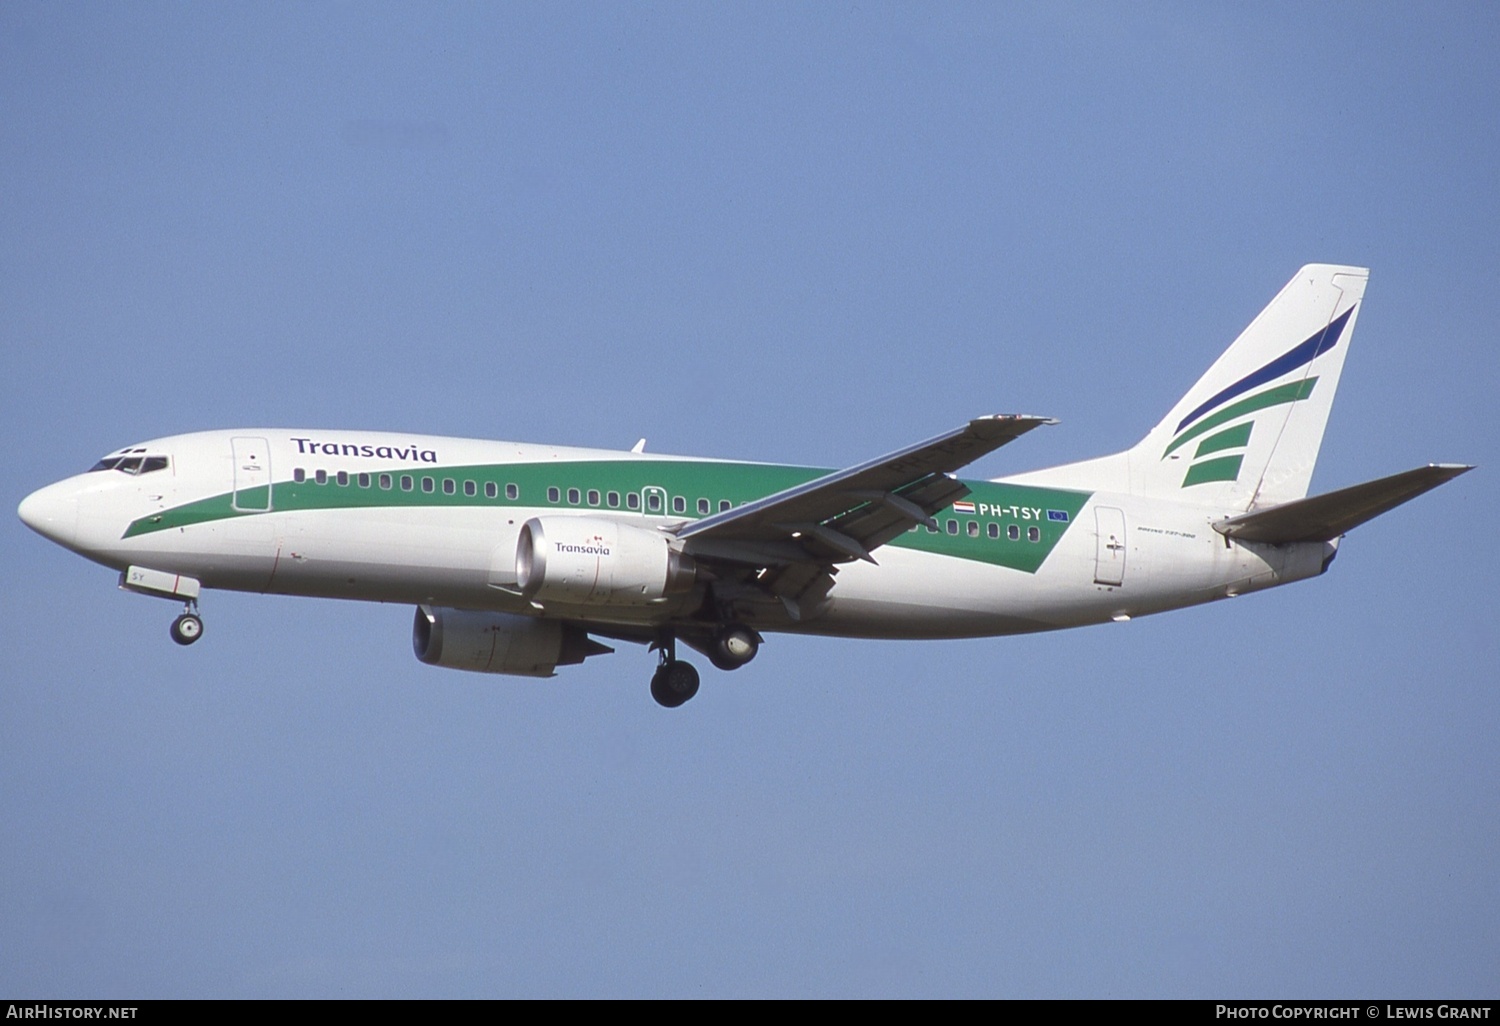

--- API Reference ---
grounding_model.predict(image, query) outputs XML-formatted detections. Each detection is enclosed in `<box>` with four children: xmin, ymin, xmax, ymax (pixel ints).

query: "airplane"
<box><xmin>17</xmin><ymin>265</ymin><xmax>1471</xmax><ymax>707</ymax></box>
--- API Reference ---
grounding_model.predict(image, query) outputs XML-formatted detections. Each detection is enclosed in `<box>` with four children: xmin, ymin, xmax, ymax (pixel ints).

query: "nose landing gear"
<box><xmin>170</xmin><ymin>602</ymin><xmax>203</xmax><ymax>646</ymax></box>
<box><xmin>118</xmin><ymin>567</ymin><xmax>205</xmax><ymax>647</ymax></box>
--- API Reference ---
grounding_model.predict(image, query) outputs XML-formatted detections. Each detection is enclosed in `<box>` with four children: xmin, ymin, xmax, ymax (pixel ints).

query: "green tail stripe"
<box><xmin>1163</xmin><ymin>378</ymin><xmax>1316</xmax><ymax>459</ymax></box>
<box><xmin>1194</xmin><ymin>422</ymin><xmax>1253</xmax><ymax>458</ymax></box>
<box><xmin>1182</xmin><ymin>454</ymin><xmax>1244</xmax><ymax>487</ymax></box>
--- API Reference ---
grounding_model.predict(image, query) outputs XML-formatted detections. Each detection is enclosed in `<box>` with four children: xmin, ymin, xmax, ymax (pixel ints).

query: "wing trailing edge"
<box><xmin>675</xmin><ymin>414</ymin><xmax>1054</xmax><ymax>605</ymax></box>
<box><xmin>1213</xmin><ymin>464</ymin><xmax>1473</xmax><ymax>544</ymax></box>
<box><xmin>677</xmin><ymin>414</ymin><xmax>1055</xmax><ymax>553</ymax></box>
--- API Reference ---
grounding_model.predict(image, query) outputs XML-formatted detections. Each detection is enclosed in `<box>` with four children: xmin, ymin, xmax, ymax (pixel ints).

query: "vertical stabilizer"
<box><xmin>1005</xmin><ymin>264</ymin><xmax>1368</xmax><ymax>511</ymax></box>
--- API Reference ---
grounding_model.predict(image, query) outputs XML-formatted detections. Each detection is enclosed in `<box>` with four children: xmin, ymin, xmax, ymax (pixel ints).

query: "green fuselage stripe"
<box><xmin>125</xmin><ymin>458</ymin><xmax>1091</xmax><ymax>574</ymax></box>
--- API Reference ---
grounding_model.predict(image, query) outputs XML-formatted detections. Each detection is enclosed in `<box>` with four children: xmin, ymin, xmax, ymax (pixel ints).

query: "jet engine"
<box><xmin>412</xmin><ymin>605</ymin><xmax>611</xmax><ymax>677</ymax></box>
<box><xmin>515</xmin><ymin>516</ymin><xmax>697</xmax><ymax>605</ymax></box>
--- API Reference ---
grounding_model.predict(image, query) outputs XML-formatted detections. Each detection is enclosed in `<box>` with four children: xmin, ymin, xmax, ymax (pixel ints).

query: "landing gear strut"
<box><xmin>170</xmin><ymin>601</ymin><xmax>203</xmax><ymax>646</ymax></box>
<box><xmin>649</xmin><ymin>634</ymin><xmax>700</xmax><ymax>708</ymax></box>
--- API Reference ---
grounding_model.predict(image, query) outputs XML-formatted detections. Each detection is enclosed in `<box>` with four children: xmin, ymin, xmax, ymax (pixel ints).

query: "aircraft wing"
<box><xmin>676</xmin><ymin>415</ymin><xmax>1053</xmax><ymax>571</ymax></box>
<box><xmin>1214</xmin><ymin>464</ymin><xmax>1473</xmax><ymax>543</ymax></box>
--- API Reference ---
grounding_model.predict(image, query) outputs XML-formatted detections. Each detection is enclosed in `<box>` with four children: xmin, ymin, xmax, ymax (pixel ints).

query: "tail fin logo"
<box><xmin>1163</xmin><ymin>305</ymin><xmax>1356</xmax><ymax>487</ymax></box>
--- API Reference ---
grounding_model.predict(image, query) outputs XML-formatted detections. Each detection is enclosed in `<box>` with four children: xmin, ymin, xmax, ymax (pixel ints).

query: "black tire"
<box><xmin>170</xmin><ymin>613</ymin><xmax>203</xmax><ymax>646</ymax></box>
<box><xmin>650</xmin><ymin>661</ymin><xmax>699</xmax><ymax>707</ymax></box>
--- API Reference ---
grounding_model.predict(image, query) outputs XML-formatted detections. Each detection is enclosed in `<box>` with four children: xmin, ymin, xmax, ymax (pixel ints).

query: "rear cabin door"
<box><xmin>1094</xmin><ymin>506</ymin><xmax>1127</xmax><ymax>586</ymax></box>
<box><xmin>231</xmin><ymin>436</ymin><xmax>273</xmax><ymax>512</ymax></box>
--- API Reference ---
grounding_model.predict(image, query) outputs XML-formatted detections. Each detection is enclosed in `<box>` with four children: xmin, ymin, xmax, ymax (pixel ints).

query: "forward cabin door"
<box><xmin>231</xmin><ymin>436</ymin><xmax>273</xmax><ymax>512</ymax></box>
<box><xmin>1094</xmin><ymin>506</ymin><xmax>1126</xmax><ymax>586</ymax></box>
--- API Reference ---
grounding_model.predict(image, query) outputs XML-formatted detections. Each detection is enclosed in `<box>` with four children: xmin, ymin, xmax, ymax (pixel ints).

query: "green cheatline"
<box><xmin>124</xmin><ymin>458</ymin><xmax>1091</xmax><ymax>575</ymax></box>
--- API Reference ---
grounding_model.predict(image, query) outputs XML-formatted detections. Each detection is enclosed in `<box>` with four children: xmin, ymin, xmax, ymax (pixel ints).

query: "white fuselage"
<box><xmin>20</xmin><ymin>429</ymin><xmax>1334</xmax><ymax>641</ymax></box>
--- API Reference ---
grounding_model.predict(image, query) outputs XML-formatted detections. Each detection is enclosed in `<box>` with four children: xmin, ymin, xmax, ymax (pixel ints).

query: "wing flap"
<box><xmin>1214</xmin><ymin>464</ymin><xmax>1472</xmax><ymax>543</ymax></box>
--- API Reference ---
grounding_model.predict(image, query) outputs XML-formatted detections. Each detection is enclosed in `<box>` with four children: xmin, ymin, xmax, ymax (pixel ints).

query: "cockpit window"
<box><xmin>88</xmin><ymin>454</ymin><xmax>170</xmax><ymax>475</ymax></box>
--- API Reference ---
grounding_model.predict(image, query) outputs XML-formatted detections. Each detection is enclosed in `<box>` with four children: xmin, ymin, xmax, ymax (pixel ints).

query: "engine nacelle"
<box><xmin>515</xmin><ymin>516</ymin><xmax>697</xmax><ymax>605</ymax></box>
<box><xmin>412</xmin><ymin>605</ymin><xmax>610</xmax><ymax>677</ymax></box>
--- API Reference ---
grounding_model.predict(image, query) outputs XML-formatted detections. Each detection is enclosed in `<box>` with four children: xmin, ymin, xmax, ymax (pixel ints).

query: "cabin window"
<box><xmin>567</xmin><ymin>488</ymin><xmax>580</xmax><ymax>505</ymax></box>
<box><xmin>547</xmin><ymin>487</ymin><xmax>560</xmax><ymax>503</ymax></box>
<box><xmin>672</xmin><ymin>496</ymin><xmax>686</xmax><ymax>514</ymax></box>
<box><xmin>646</xmin><ymin>493</ymin><xmax>662</xmax><ymax>513</ymax></box>
<box><xmin>484</xmin><ymin>482</ymin><xmax>497</xmax><ymax>499</ymax></box>
<box><xmin>464</xmin><ymin>480</ymin><xmax>477</xmax><ymax>497</ymax></box>
<box><xmin>422</xmin><ymin>477</ymin><xmax>435</xmax><ymax>493</ymax></box>
<box><xmin>926</xmin><ymin>523</ymin><xmax>938</xmax><ymax>534</ymax></box>
<box><xmin>294</xmin><ymin>468</ymin><xmax>306</xmax><ymax>483</ymax></box>
<box><xmin>379</xmin><ymin>474</ymin><xmax>393</xmax><ymax>490</ymax></box>
<box><xmin>697</xmin><ymin>498</ymin><xmax>710</xmax><ymax>515</ymax></box>
<box><xmin>720</xmin><ymin>499</ymin><xmax>732</xmax><ymax>513</ymax></box>
<box><xmin>588</xmin><ymin>489</ymin><xmax>600</xmax><ymax>506</ymax></box>
<box><xmin>968</xmin><ymin>521</ymin><xmax>979</xmax><ymax>538</ymax></box>
<box><xmin>988</xmin><ymin>522</ymin><xmax>999</xmax><ymax>539</ymax></box>
<box><xmin>358</xmin><ymin>472</ymin><xmax>371</xmax><ymax>488</ymax></box>
<box><xmin>506</xmin><ymin>483</ymin><xmax>519</xmax><ymax>500</ymax></box>
<box><xmin>400</xmin><ymin>475</ymin><xmax>413</xmax><ymax>492</ymax></box>
<box><xmin>336</xmin><ymin>471</ymin><xmax>348</xmax><ymax>486</ymax></box>
<box><xmin>946</xmin><ymin>520</ymin><xmax>958</xmax><ymax>535</ymax></box>
<box><xmin>1008</xmin><ymin>524</ymin><xmax>1020</xmax><ymax>541</ymax></box>
<box><xmin>1028</xmin><ymin>526</ymin><xmax>1040</xmax><ymax>542</ymax></box>
<box><xmin>315</xmin><ymin>470</ymin><xmax>328</xmax><ymax>485</ymax></box>
<box><xmin>607</xmin><ymin>491</ymin><xmax>620</xmax><ymax>508</ymax></box>
<box><xmin>628</xmin><ymin>493</ymin><xmax>641</xmax><ymax>510</ymax></box>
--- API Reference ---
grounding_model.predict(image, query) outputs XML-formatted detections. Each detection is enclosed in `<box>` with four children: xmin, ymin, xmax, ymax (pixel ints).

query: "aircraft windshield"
<box><xmin>89</xmin><ymin>453</ymin><xmax>169</xmax><ymax>475</ymax></box>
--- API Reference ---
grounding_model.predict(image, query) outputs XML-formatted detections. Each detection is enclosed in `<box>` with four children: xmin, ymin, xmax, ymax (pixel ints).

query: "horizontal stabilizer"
<box><xmin>1213</xmin><ymin>464</ymin><xmax>1473</xmax><ymax>543</ymax></box>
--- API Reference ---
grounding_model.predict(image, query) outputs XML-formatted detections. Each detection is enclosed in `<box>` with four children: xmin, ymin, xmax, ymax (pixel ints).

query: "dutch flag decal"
<box><xmin>953</xmin><ymin>501</ymin><xmax>976</xmax><ymax>515</ymax></box>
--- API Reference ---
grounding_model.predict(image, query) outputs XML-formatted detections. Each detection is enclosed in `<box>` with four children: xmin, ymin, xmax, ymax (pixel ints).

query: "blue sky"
<box><xmin>3</xmin><ymin>3</ymin><xmax>1496</xmax><ymax>997</ymax></box>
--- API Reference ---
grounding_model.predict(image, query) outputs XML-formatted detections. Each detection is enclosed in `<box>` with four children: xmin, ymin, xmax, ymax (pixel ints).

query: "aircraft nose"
<box><xmin>18</xmin><ymin>482</ymin><xmax>79</xmax><ymax>547</ymax></box>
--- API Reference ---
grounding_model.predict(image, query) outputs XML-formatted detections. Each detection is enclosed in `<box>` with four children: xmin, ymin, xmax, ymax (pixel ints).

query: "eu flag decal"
<box><xmin>1046</xmin><ymin>510</ymin><xmax>1069</xmax><ymax>523</ymax></box>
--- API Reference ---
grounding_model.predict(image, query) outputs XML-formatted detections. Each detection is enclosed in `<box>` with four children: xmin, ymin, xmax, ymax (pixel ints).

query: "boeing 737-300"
<box><xmin>18</xmin><ymin>265</ymin><xmax>1471</xmax><ymax>706</ymax></box>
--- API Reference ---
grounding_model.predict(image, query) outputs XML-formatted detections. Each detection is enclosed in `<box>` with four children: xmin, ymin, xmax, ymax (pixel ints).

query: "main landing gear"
<box><xmin>650</xmin><ymin>635</ymin><xmax>700</xmax><ymax>709</ymax></box>
<box><xmin>648</xmin><ymin>624</ymin><xmax>761</xmax><ymax>707</ymax></box>
<box><xmin>169</xmin><ymin>601</ymin><xmax>204</xmax><ymax>646</ymax></box>
<box><xmin>708</xmin><ymin>624</ymin><xmax>760</xmax><ymax>671</ymax></box>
